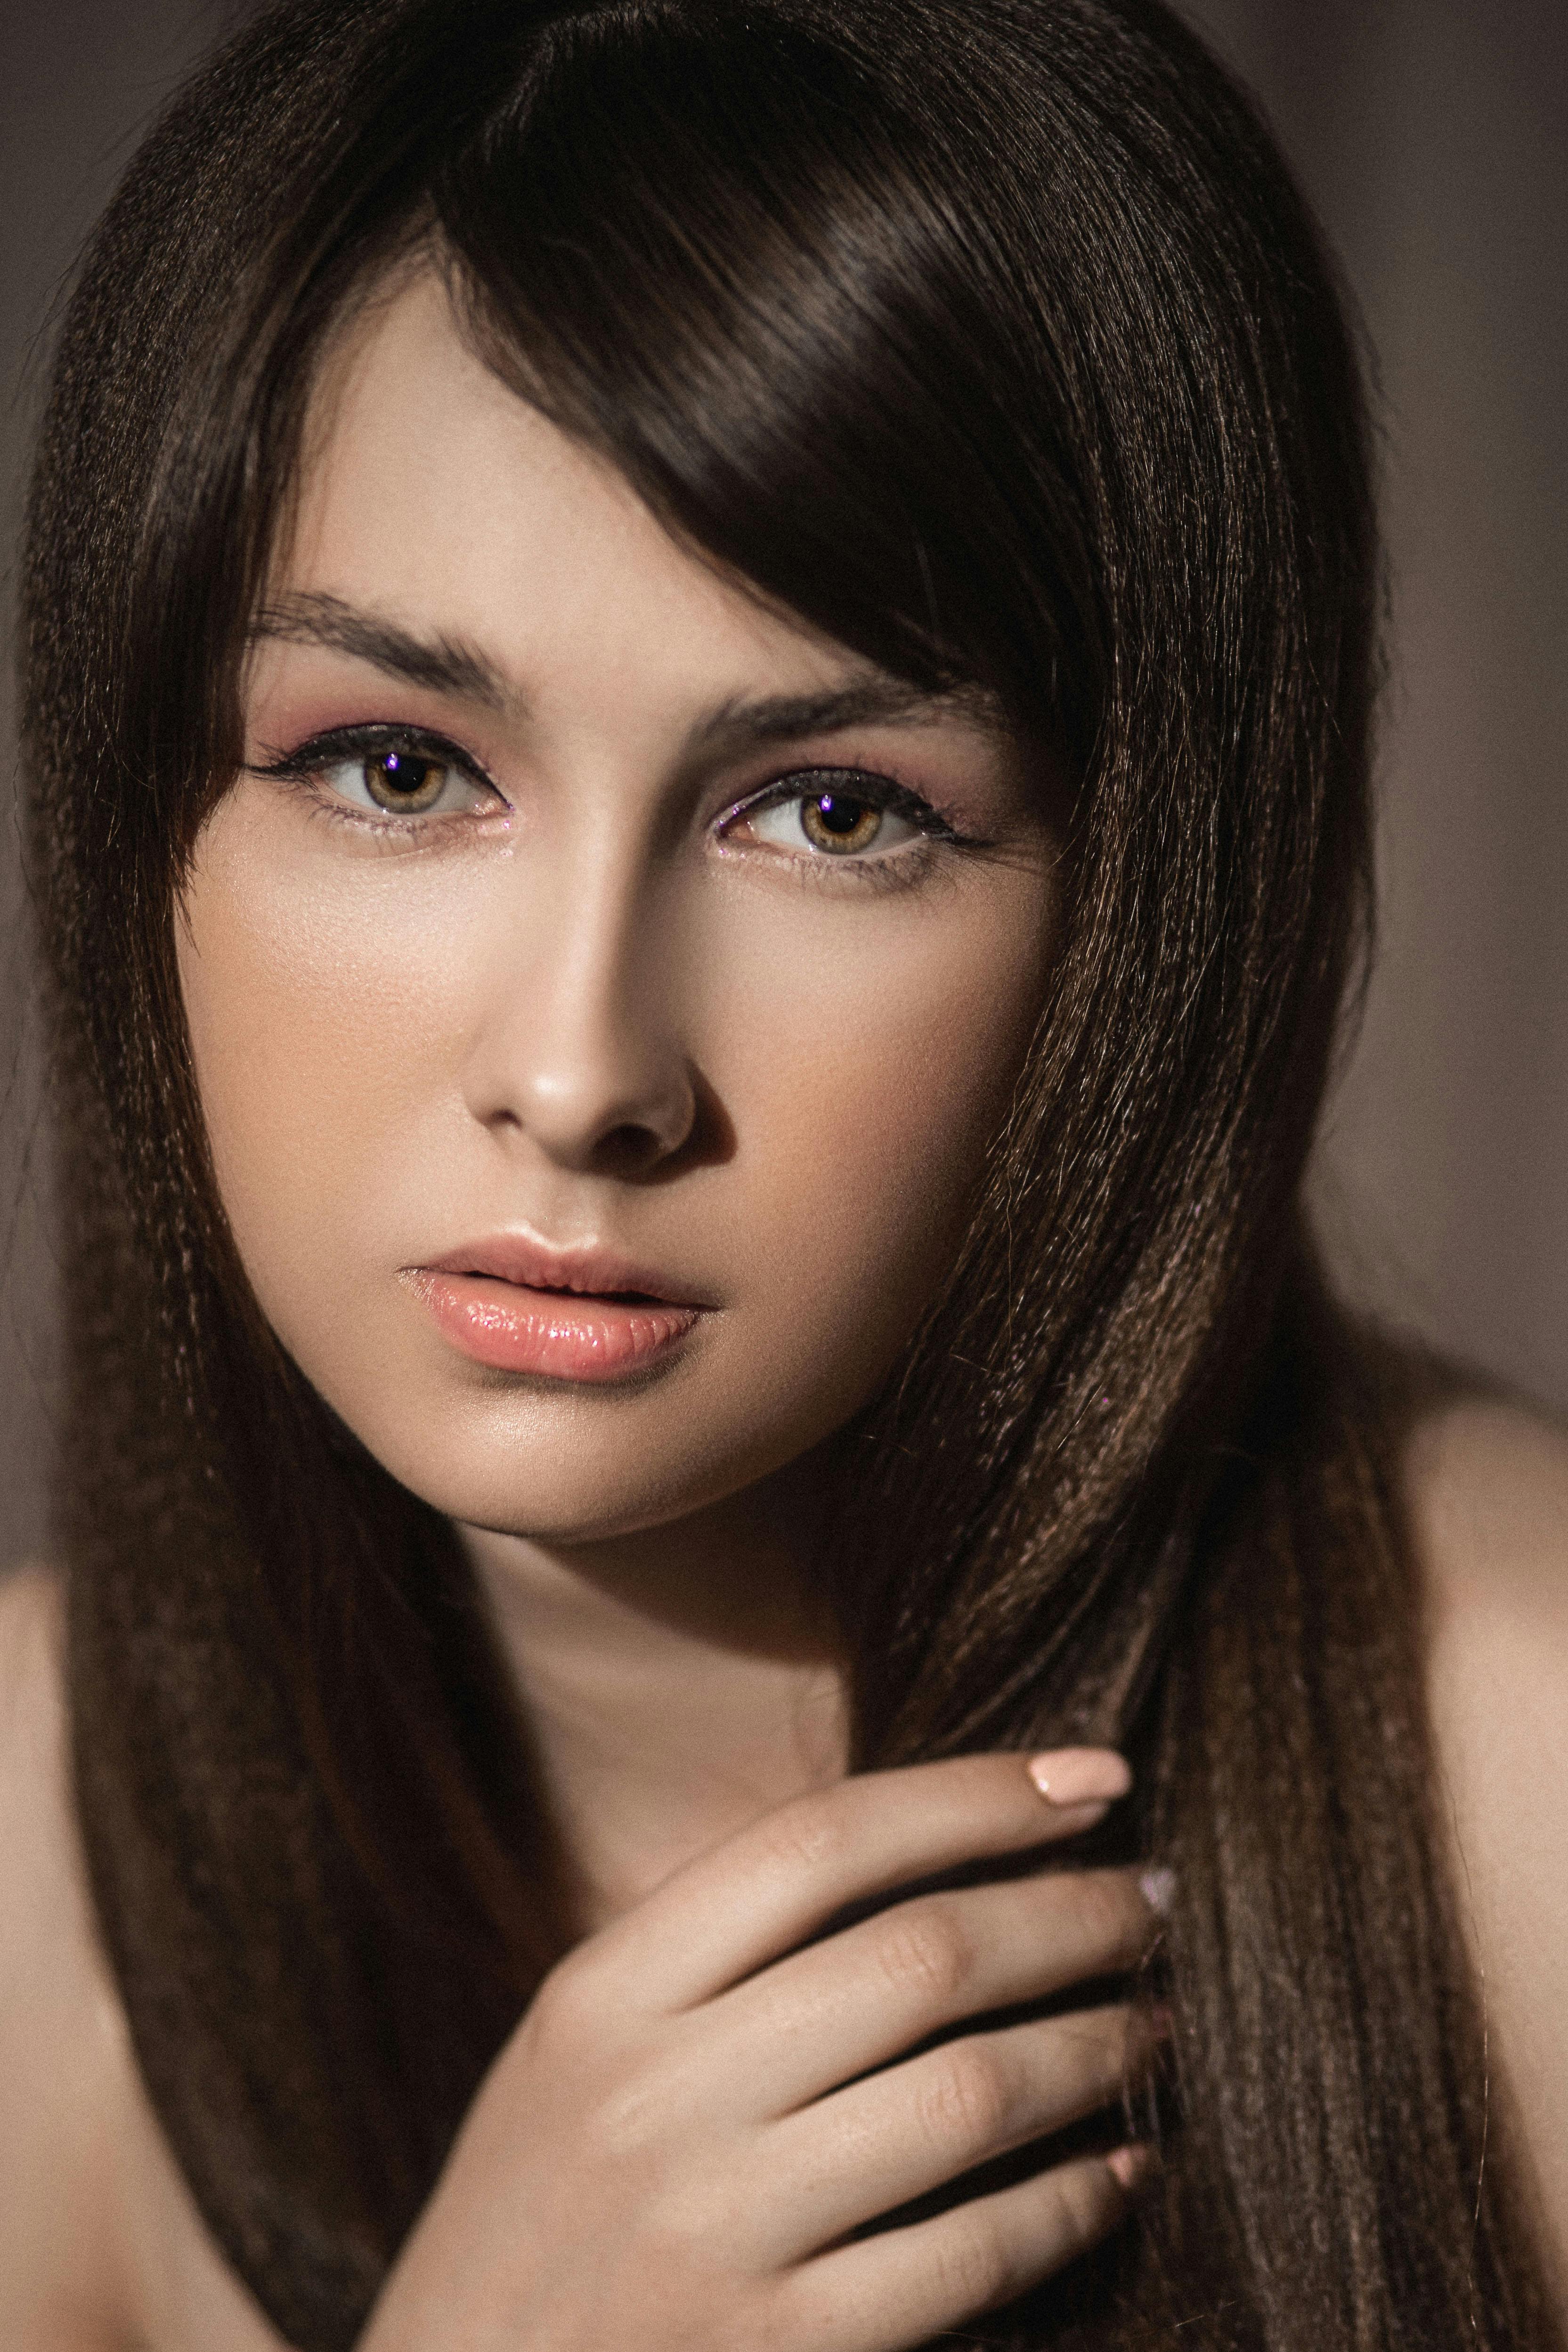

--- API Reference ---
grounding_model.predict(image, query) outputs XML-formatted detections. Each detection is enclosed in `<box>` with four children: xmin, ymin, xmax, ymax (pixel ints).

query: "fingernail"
<box><xmin>1138</xmin><ymin>1865</ymin><xmax>1176</xmax><ymax>1917</ymax></box>
<box><xmin>1107</xmin><ymin>2141</ymin><xmax>1156</xmax><ymax>2192</ymax></box>
<box><xmin>1026</xmin><ymin>1749</ymin><xmax>1133</xmax><ymax>1806</ymax></box>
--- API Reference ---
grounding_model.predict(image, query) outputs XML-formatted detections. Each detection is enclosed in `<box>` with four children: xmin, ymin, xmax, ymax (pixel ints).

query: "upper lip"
<box><xmin>415</xmin><ymin>1234</ymin><xmax>710</xmax><ymax>1308</ymax></box>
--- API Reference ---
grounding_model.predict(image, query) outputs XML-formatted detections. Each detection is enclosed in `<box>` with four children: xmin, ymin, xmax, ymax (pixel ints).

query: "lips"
<box><xmin>406</xmin><ymin>1234</ymin><xmax>709</xmax><ymax>1382</ymax></box>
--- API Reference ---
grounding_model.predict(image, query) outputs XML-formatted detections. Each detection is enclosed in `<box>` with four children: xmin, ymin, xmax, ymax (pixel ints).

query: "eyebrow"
<box><xmin>689</xmin><ymin>677</ymin><xmax>1004</xmax><ymax>754</ymax></box>
<box><xmin>250</xmin><ymin>592</ymin><xmax>509</xmax><ymax>708</ymax></box>
<box><xmin>250</xmin><ymin>592</ymin><xmax>1004</xmax><ymax>747</ymax></box>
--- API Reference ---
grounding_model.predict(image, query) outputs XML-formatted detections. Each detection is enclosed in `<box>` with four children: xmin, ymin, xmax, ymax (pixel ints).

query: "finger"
<box><xmin>716</xmin><ymin>1866</ymin><xmax>1158</xmax><ymax>2113</ymax></box>
<box><xmin>575</xmin><ymin>1750</ymin><xmax>1131</xmax><ymax>2013</ymax></box>
<box><xmin>780</xmin><ymin>2146</ymin><xmax>1147</xmax><ymax>2352</ymax></box>
<box><xmin>770</xmin><ymin>2003</ymin><xmax>1154</xmax><ymax>2253</ymax></box>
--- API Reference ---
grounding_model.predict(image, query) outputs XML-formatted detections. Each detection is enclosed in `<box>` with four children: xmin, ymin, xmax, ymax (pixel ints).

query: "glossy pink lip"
<box><xmin>406</xmin><ymin>1236</ymin><xmax>709</xmax><ymax>1383</ymax></box>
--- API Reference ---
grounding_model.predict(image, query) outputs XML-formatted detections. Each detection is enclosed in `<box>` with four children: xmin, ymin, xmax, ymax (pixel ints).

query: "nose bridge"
<box><xmin>465</xmin><ymin>809</ymin><xmax>693</xmax><ymax>1167</ymax></box>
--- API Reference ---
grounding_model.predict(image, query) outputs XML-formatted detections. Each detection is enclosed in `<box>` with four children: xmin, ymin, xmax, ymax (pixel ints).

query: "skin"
<box><xmin>0</xmin><ymin>267</ymin><xmax>1564</xmax><ymax>2349</ymax></box>
<box><xmin>1415</xmin><ymin>1400</ymin><xmax>1568</xmax><ymax>2309</ymax></box>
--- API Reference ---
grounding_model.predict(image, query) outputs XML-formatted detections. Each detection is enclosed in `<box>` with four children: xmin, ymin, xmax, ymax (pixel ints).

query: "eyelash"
<box><xmin>248</xmin><ymin>722</ymin><xmax>497</xmax><ymax>832</ymax></box>
<box><xmin>248</xmin><ymin>722</ymin><xmax>988</xmax><ymax>881</ymax></box>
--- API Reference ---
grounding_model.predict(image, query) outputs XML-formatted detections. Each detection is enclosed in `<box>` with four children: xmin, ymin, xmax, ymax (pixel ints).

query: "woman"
<box><xmin>4</xmin><ymin>0</ymin><xmax>1566</xmax><ymax>2345</ymax></box>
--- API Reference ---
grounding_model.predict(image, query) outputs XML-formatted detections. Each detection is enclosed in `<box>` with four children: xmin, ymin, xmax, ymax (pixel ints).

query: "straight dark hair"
<box><xmin>20</xmin><ymin>1</ymin><xmax>1560</xmax><ymax>2346</ymax></box>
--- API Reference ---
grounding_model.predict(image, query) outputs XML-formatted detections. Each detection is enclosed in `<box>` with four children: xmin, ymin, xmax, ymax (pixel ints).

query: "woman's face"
<box><xmin>177</xmin><ymin>271</ymin><xmax>1058</xmax><ymax>1543</ymax></box>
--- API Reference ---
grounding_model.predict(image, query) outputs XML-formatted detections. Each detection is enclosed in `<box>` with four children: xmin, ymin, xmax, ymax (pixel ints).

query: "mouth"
<box><xmin>405</xmin><ymin>1235</ymin><xmax>710</xmax><ymax>1383</ymax></box>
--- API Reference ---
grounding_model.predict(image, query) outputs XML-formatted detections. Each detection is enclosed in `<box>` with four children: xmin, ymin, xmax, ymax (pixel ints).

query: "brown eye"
<box><xmin>798</xmin><ymin>792</ymin><xmax>885</xmax><ymax>854</ymax></box>
<box><xmin>362</xmin><ymin>748</ymin><xmax>449</xmax><ymax>811</ymax></box>
<box><xmin>734</xmin><ymin>771</ymin><xmax>926</xmax><ymax>862</ymax></box>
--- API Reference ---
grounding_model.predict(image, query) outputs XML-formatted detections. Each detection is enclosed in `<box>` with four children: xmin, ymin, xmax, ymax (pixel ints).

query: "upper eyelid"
<box><xmin>254</xmin><ymin>721</ymin><xmax>496</xmax><ymax>782</ymax></box>
<box><xmin>720</xmin><ymin>767</ymin><xmax>955</xmax><ymax>831</ymax></box>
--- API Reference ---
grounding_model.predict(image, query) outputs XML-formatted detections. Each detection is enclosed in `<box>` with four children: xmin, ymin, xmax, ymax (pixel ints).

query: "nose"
<box><xmin>461</xmin><ymin>870</ymin><xmax>697</xmax><ymax>1179</ymax></box>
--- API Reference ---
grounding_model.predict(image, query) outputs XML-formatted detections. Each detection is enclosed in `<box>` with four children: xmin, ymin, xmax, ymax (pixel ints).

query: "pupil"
<box><xmin>379</xmin><ymin>752</ymin><xmax>425</xmax><ymax>794</ymax></box>
<box><xmin>815</xmin><ymin>795</ymin><xmax>866</xmax><ymax>835</ymax></box>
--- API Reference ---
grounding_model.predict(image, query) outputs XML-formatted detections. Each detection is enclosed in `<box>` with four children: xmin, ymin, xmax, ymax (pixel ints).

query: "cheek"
<box><xmin>175</xmin><ymin>803</ymin><xmax>471</xmax><ymax>1331</ymax></box>
<box><xmin>175</xmin><ymin>787</ymin><xmax>1053</xmax><ymax>1531</ymax></box>
<box><xmin>692</xmin><ymin>878</ymin><xmax>1051</xmax><ymax>1416</ymax></box>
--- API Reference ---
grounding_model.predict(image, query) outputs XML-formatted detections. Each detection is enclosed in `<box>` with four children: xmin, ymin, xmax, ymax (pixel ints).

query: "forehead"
<box><xmin>281</xmin><ymin>268</ymin><xmax>865</xmax><ymax>714</ymax></box>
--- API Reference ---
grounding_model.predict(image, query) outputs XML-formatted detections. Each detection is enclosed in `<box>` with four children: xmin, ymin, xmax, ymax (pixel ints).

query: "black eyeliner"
<box><xmin>720</xmin><ymin>765</ymin><xmax>993</xmax><ymax>850</ymax></box>
<box><xmin>247</xmin><ymin>718</ymin><xmax>495</xmax><ymax>788</ymax></box>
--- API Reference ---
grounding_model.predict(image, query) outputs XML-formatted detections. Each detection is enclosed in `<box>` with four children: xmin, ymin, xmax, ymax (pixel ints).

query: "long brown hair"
<box><xmin>19</xmin><ymin>2</ymin><xmax>1559</xmax><ymax>2346</ymax></box>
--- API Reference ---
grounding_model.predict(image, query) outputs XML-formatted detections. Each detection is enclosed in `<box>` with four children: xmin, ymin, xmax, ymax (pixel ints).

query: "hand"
<box><xmin>359</xmin><ymin>1751</ymin><xmax>1161</xmax><ymax>2352</ymax></box>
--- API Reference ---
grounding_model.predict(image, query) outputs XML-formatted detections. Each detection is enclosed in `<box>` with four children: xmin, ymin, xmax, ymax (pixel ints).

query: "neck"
<box><xmin>463</xmin><ymin>1463</ymin><xmax>848</xmax><ymax>1933</ymax></box>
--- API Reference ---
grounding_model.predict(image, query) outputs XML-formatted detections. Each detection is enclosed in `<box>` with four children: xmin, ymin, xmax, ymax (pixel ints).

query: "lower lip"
<box><xmin>412</xmin><ymin>1273</ymin><xmax>702</xmax><ymax>1382</ymax></box>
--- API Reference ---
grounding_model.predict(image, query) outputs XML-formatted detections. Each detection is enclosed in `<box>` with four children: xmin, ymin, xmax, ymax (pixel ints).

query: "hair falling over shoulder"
<box><xmin>18</xmin><ymin>1</ymin><xmax>1561</xmax><ymax>2346</ymax></box>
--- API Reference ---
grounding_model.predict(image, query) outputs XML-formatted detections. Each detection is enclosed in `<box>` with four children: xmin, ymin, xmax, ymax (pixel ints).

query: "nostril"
<box><xmin>594</xmin><ymin>1121</ymin><xmax>671</xmax><ymax>1177</ymax></box>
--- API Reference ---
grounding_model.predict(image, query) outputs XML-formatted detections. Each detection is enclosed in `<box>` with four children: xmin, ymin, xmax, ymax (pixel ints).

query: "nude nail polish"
<box><xmin>1139</xmin><ymin>1865</ymin><xmax>1176</xmax><ymax>1916</ymax></box>
<box><xmin>1107</xmin><ymin>2141</ymin><xmax>1156</xmax><ymax>2191</ymax></box>
<box><xmin>1025</xmin><ymin>1748</ymin><xmax>1133</xmax><ymax>1806</ymax></box>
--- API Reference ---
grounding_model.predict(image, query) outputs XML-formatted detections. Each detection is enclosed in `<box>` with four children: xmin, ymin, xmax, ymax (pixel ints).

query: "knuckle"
<box><xmin>585</xmin><ymin>2068</ymin><xmax>666</xmax><ymax>2165</ymax></box>
<box><xmin>920</xmin><ymin>2043</ymin><xmax>1010</xmax><ymax>2156</ymax></box>
<box><xmin>754</xmin><ymin>1789</ymin><xmax>848</xmax><ymax>1879</ymax></box>
<box><xmin>935</xmin><ymin>2213</ymin><xmax>1010</xmax><ymax>2314</ymax></box>
<box><xmin>873</xmin><ymin>1900</ymin><xmax>973</xmax><ymax>2005</ymax></box>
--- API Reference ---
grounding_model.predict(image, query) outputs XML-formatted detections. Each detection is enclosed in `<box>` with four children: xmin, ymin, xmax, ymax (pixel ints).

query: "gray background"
<box><xmin>3</xmin><ymin>0</ymin><xmax>1565</xmax><ymax>1569</ymax></box>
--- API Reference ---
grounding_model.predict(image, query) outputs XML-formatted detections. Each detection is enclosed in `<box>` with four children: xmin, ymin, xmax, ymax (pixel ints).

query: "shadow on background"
<box><xmin>3</xmin><ymin>0</ymin><xmax>1565</xmax><ymax>1567</ymax></box>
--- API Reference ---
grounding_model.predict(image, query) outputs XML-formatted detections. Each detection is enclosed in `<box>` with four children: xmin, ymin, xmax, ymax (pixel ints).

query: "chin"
<box><xmin>343</xmin><ymin>1387</ymin><xmax>800</xmax><ymax>1548</ymax></box>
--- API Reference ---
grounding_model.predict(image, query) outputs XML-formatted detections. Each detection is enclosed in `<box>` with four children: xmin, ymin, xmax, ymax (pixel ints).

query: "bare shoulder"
<box><xmin>0</xmin><ymin>1569</ymin><xmax>291</xmax><ymax>2352</ymax></box>
<box><xmin>0</xmin><ymin>1565</ymin><xmax>136</xmax><ymax>2344</ymax></box>
<box><xmin>1410</xmin><ymin>1394</ymin><xmax>1568</xmax><ymax>1846</ymax></box>
<box><xmin>0</xmin><ymin>1564</ymin><xmax>89</xmax><ymax>2015</ymax></box>
<box><xmin>1407</xmin><ymin>1389</ymin><xmax>1568</xmax><ymax>1619</ymax></box>
<box><xmin>1406</xmin><ymin>1394</ymin><xmax>1568</xmax><ymax>2295</ymax></box>
<box><xmin>0</xmin><ymin>1565</ymin><xmax>83</xmax><ymax>1979</ymax></box>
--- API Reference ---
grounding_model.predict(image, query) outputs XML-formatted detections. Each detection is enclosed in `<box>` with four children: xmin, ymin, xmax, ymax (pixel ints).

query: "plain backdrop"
<box><xmin>3</xmin><ymin>0</ymin><xmax>1565</xmax><ymax>1570</ymax></box>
